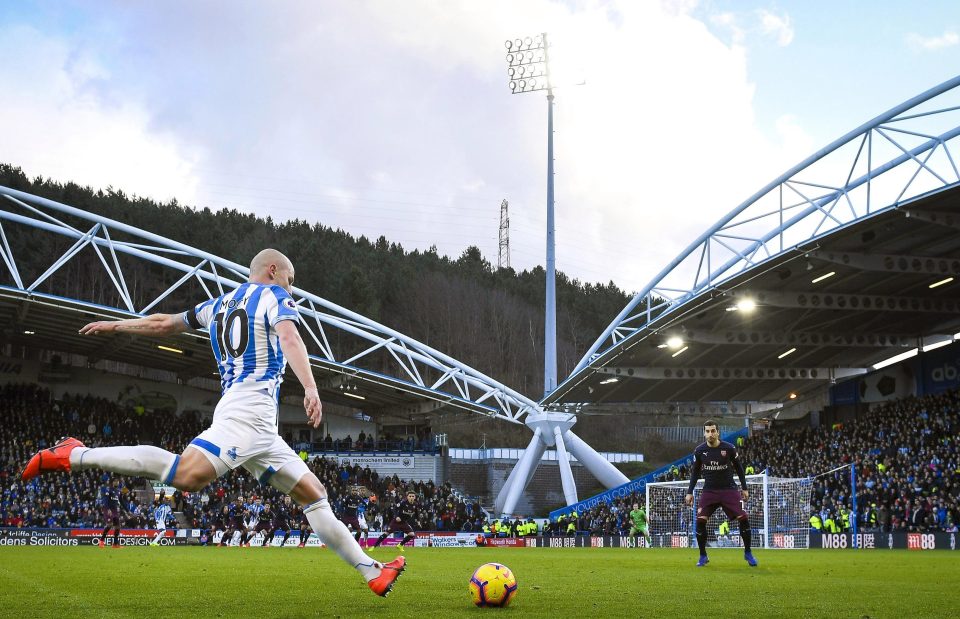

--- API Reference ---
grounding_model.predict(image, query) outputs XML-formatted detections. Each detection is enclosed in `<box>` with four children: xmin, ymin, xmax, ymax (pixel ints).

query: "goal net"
<box><xmin>645</xmin><ymin>472</ymin><xmax>813</xmax><ymax>549</ymax></box>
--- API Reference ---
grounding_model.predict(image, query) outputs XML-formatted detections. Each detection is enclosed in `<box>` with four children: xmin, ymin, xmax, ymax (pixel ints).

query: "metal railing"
<box><xmin>449</xmin><ymin>447</ymin><xmax>643</xmax><ymax>463</ymax></box>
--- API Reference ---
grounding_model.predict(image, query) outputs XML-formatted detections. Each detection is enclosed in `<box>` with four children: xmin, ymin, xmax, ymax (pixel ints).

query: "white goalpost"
<box><xmin>645</xmin><ymin>472</ymin><xmax>813</xmax><ymax>549</ymax></box>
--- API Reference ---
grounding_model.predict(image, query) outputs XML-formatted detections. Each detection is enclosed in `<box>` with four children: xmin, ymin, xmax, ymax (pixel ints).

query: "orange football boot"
<box><xmin>367</xmin><ymin>556</ymin><xmax>406</xmax><ymax>597</ymax></box>
<box><xmin>21</xmin><ymin>437</ymin><xmax>85</xmax><ymax>481</ymax></box>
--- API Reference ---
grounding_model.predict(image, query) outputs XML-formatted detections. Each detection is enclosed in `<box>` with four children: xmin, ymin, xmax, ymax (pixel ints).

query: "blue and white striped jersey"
<box><xmin>246</xmin><ymin>502</ymin><xmax>265</xmax><ymax>526</ymax></box>
<box><xmin>183</xmin><ymin>283</ymin><xmax>300</xmax><ymax>397</ymax></box>
<box><xmin>154</xmin><ymin>503</ymin><xmax>172</xmax><ymax>526</ymax></box>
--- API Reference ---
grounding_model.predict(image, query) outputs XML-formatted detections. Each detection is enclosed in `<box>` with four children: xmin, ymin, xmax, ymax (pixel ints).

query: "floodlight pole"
<box><xmin>545</xmin><ymin>85</ymin><xmax>557</xmax><ymax>397</ymax></box>
<box><xmin>506</xmin><ymin>32</ymin><xmax>557</xmax><ymax>398</ymax></box>
<box><xmin>498</xmin><ymin>38</ymin><xmax>630</xmax><ymax>517</ymax></box>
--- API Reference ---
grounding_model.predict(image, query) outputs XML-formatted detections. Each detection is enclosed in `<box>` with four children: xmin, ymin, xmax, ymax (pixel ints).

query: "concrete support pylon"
<box><xmin>563</xmin><ymin>430</ymin><xmax>630</xmax><ymax>488</ymax></box>
<box><xmin>552</xmin><ymin>425</ymin><xmax>578</xmax><ymax>506</ymax></box>
<box><xmin>494</xmin><ymin>428</ymin><xmax>544</xmax><ymax>516</ymax></box>
<box><xmin>498</xmin><ymin>411</ymin><xmax>629</xmax><ymax>516</ymax></box>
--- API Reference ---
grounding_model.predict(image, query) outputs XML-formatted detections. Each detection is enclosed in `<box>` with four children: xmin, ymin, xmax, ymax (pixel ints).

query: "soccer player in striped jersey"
<box><xmin>150</xmin><ymin>497</ymin><xmax>173</xmax><ymax>546</ymax></box>
<box><xmin>22</xmin><ymin>249</ymin><xmax>404</xmax><ymax>597</ymax></box>
<box><xmin>246</xmin><ymin>495</ymin><xmax>265</xmax><ymax>544</ymax></box>
<box><xmin>247</xmin><ymin>496</ymin><xmax>265</xmax><ymax>527</ymax></box>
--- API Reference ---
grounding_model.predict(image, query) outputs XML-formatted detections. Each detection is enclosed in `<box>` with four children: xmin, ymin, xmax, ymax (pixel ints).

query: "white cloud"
<box><xmin>774</xmin><ymin>114</ymin><xmax>815</xmax><ymax>164</ymax></box>
<box><xmin>906</xmin><ymin>31</ymin><xmax>959</xmax><ymax>51</ymax></box>
<box><xmin>757</xmin><ymin>9</ymin><xmax>794</xmax><ymax>47</ymax></box>
<box><xmin>0</xmin><ymin>1</ymin><xmax>816</xmax><ymax>295</ymax></box>
<box><xmin>0</xmin><ymin>24</ymin><xmax>201</xmax><ymax>204</ymax></box>
<box><xmin>710</xmin><ymin>12</ymin><xmax>745</xmax><ymax>46</ymax></box>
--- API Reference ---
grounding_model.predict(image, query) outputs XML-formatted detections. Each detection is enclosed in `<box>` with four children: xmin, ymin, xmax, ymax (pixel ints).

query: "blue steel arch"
<box><xmin>565</xmin><ymin>73</ymin><xmax>960</xmax><ymax>386</ymax></box>
<box><xmin>0</xmin><ymin>185</ymin><xmax>540</xmax><ymax>423</ymax></box>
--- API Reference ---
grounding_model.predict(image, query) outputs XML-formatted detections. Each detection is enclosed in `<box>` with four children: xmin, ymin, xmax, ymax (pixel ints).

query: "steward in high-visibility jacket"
<box><xmin>810</xmin><ymin>514</ymin><xmax>823</xmax><ymax>531</ymax></box>
<box><xmin>824</xmin><ymin>515</ymin><xmax>840</xmax><ymax>533</ymax></box>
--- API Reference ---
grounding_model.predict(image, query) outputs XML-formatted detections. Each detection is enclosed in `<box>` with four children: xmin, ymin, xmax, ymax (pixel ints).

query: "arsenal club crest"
<box><xmin>721</xmin><ymin>450</ymin><xmax>727</xmax><ymax>457</ymax></box>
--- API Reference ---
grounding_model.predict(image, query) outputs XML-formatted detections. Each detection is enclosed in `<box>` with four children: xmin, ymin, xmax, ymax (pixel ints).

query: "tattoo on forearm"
<box><xmin>116</xmin><ymin>323</ymin><xmax>148</xmax><ymax>331</ymax></box>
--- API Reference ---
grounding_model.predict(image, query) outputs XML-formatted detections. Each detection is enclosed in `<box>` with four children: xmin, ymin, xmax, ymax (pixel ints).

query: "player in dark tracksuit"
<box><xmin>373</xmin><ymin>491</ymin><xmax>418</xmax><ymax>548</ymax></box>
<box><xmin>209</xmin><ymin>505</ymin><xmax>229</xmax><ymax>546</ymax></box>
<box><xmin>296</xmin><ymin>504</ymin><xmax>312</xmax><ymax>548</ymax></box>
<box><xmin>340</xmin><ymin>489</ymin><xmax>370</xmax><ymax>543</ymax></box>
<box><xmin>219</xmin><ymin>498</ymin><xmax>250</xmax><ymax>547</ymax></box>
<box><xmin>684</xmin><ymin>420</ymin><xmax>756</xmax><ymax>567</ymax></box>
<box><xmin>254</xmin><ymin>498</ymin><xmax>293</xmax><ymax>547</ymax></box>
<box><xmin>98</xmin><ymin>480</ymin><xmax>124</xmax><ymax>547</ymax></box>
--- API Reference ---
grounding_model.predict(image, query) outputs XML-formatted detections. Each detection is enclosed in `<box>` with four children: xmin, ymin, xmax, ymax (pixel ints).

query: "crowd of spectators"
<box><xmin>0</xmin><ymin>383</ymin><xmax>165</xmax><ymax>528</ymax></box>
<box><xmin>740</xmin><ymin>390</ymin><xmax>960</xmax><ymax>533</ymax></box>
<box><xmin>298</xmin><ymin>427</ymin><xmax>438</xmax><ymax>454</ymax></box>
<box><xmin>11</xmin><ymin>379</ymin><xmax>958</xmax><ymax>537</ymax></box>
<box><xmin>178</xmin><ymin>456</ymin><xmax>486</xmax><ymax>534</ymax></box>
<box><xmin>566</xmin><ymin>491</ymin><xmax>647</xmax><ymax>536</ymax></box>
<box><xmin>0</xmin><ymin>383</ymin><xmax>483</xmax><ymax>533</ymax></box>
<box><xmin>554</xmin><ymin>390</ymin><xmax>960</xmax><ymax>536</ymax></box>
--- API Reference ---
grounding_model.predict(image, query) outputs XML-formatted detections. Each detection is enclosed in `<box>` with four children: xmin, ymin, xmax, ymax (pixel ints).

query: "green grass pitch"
<box><xmin>0</xmin><ymin>546</ymin><xmax>953</xmax><ymax>618</ymax></box>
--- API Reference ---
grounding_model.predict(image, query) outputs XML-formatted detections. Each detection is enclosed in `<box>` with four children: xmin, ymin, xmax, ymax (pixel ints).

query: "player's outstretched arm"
<box><xmin>275</xmin><ymin>320</ymin><xmax>322</xmax><ymax>427</ymax></box>
<box><xmin>80</xmin><ymin>313</ymin><xmax>189</xmax><ymax>338</ymax></box>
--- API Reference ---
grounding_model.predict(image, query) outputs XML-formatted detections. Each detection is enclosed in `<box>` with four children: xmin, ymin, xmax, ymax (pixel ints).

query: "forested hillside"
<box><xmin>0</xmin><ymin>164</ymin><xmax>632</xmax><ymax>405</ymax></box>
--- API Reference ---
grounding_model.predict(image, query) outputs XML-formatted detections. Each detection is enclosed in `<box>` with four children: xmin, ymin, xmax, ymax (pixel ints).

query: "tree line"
<box><xmin>1</xmin><ymin>164</ymin><xmax>635</xmax><ymax>409</ymax></box>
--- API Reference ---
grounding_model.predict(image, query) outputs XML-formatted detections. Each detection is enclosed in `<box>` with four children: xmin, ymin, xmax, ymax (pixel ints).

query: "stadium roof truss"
<box><xmin>546</xmin><ymin>73</ymin><xmax>960</xmax><ymax>409</ymax></box>
<box><xmin>0</xmin><ymin>186</ymin><xmax>540</xmax><ymax>423</ymax></box>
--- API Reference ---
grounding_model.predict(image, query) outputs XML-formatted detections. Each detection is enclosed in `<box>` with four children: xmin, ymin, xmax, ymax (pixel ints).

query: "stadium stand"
<box><xmin>0</xmin><ymin>383</ymin><xmax>485</xmax><ymax>533</ymax></box>
<box><xmin>551</xmin><ymin>391</ymin><xmax>960</xmax><ymax>536</ymax></box>
<box><xmin>739</xmin><ymin>391</ymin><xmax>960</xmax><ymax>534</ymax></box>
<box><xmin>7</xmin><ymin>380</ymin><xmax>957</xmax><ymax>537</ymax></box>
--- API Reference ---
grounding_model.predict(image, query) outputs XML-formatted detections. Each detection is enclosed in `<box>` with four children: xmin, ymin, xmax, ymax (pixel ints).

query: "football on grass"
<box><xmin>469</xmin><ymin>562</ymin><xmax>518</xmax><ymax>607</ymax></box>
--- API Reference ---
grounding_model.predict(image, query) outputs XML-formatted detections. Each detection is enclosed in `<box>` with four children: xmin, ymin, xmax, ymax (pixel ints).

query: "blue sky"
<box><xmin>1</xmin><ymin>1</ymin><xmax>958</xmax><ymax>293</ymax></box>
<box><xmin>701</xmin><ymin>1</ymin><xmax>959</xmax><ymax>139</ymax></box>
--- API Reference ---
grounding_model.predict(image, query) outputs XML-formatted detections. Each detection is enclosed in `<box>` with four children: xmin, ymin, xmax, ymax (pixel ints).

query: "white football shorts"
<box><xmin>188</xmin><ymin>388</ymin><xmax>309</xmax><ymax>493</ymax></box>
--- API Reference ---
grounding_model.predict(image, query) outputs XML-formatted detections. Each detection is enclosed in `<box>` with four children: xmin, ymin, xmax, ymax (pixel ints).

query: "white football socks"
<box><xmin>304</xmin><ymin>497</ymin><xmax>382</xmax><ymax>581</ymax></box>
<box><xmin>70</xmin><ymin>445</ymin><xmax>178</xmax><ymax>483</ymax></box>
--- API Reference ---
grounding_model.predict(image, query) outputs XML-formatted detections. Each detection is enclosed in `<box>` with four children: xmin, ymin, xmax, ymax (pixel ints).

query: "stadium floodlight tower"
<box><xmin>505</xmin><ymin>33</ymin><xmax>558</xmax><ymax>398</ymax></box>
<box><xmin>498</xmin><ymin>35</ymin><xmax>629</xmax><ymax>517</ymax></box>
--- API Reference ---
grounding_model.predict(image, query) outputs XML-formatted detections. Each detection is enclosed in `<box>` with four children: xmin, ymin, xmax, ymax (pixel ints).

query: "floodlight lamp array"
<box><xmin>505</xmin><ymin>34</ymin><xmax>550</xmax><ymax>94</ymax></box>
